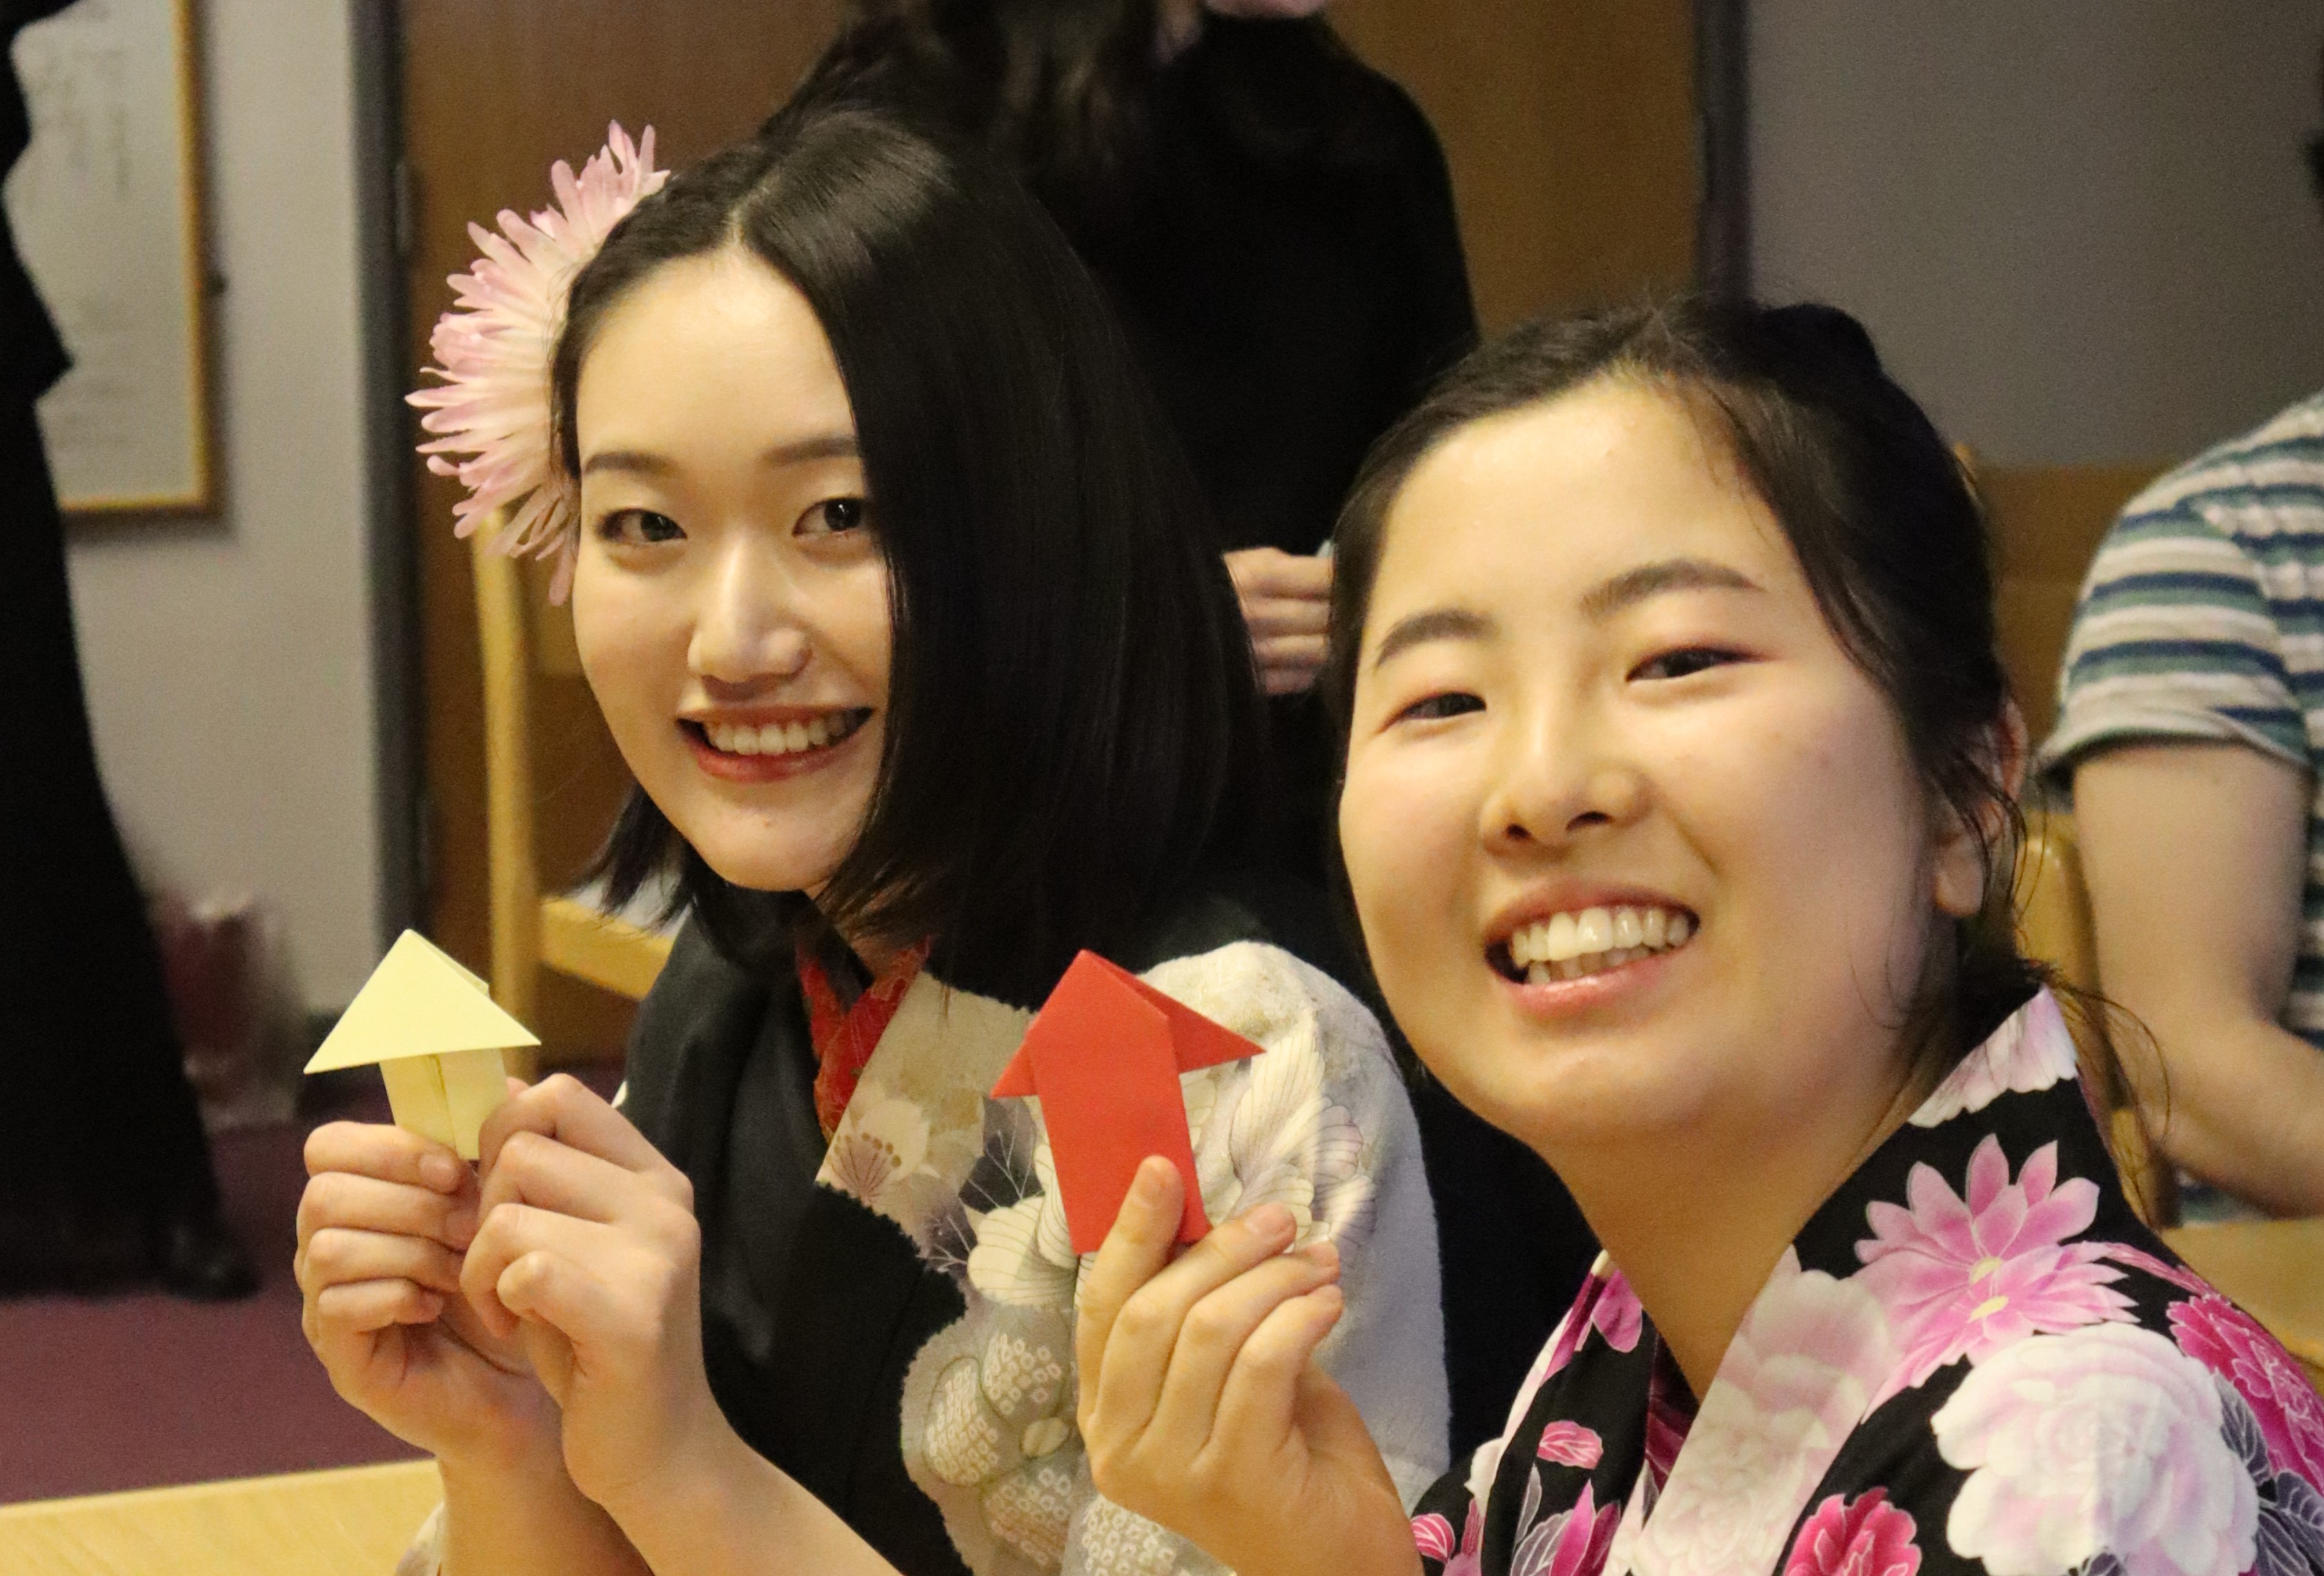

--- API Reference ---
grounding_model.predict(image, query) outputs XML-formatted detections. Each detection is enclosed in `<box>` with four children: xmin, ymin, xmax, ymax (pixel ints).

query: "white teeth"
<box><xmin>1575</xmin><ymin>907</ymin><xmax>1613</xmax><ymax>954</ymax></box>
<box><xmin>703</xmin><ymin>712</ymin><xmax>860</xmax><ymax>758</ymax></box>
<box><xmin>1502</xmin><ymin>903</ymin><xmax>1697</xmax><ymax>985</ymax></box>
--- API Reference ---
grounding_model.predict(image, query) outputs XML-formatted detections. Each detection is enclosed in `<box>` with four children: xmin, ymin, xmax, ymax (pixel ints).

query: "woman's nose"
<box><xmin>1479</xmin><ymin>709</ymin><xmax>1647</xmax><ymax>852</ymax></box>
<box><xmin>687</xmin><ymin>540</ymin><xmax>811</xmax><ymax>684</ymax></box>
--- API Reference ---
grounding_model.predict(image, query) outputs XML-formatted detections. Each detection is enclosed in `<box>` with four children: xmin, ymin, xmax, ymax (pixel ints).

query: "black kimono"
<box><xmin>1409</xmin><ymin>992</ymin><xmax>2324</xmax><ymax>1576</ymax></box>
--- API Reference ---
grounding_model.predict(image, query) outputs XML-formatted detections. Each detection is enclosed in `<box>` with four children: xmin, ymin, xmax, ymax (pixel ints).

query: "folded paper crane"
<box><xmin>303</xmin><ymin>931</ymin><xmax>540</xmax><ymax>1161</ymax></box>
<box><xmin>989</xmin><ymin>951</ymin><xmax>1263</xmax><ymax>1254</ymax></box>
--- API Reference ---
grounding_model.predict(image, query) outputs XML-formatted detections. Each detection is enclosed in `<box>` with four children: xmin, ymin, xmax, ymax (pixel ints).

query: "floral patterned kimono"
<box><xmin>399</xmin><ymin>894</ymin><xmax>1447</xmax><ymax>1576</ymax></box>
<box><xmin>1410</xmin><ymin>992</ymin><xmax>2324</xmax><ymax>1576</ymax></box>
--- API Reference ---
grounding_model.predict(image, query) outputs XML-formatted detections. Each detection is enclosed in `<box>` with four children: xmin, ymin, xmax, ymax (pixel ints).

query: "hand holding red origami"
<box><xmin>1073</xmin><ymin>1157</ymin><xmax>1421</xmax><ymax>1576</ymax></box>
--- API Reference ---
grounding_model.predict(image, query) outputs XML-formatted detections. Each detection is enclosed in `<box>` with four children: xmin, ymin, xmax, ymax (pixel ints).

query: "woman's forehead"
<box><xmin>577</xmin><ymin>250</ymin><xmax>853</xmax><ymax>449</ymax></box>
<box><xmin>1370</xmin><ymin>381</ymin><xmax>1795</xmax><ymax>619</ymax></box>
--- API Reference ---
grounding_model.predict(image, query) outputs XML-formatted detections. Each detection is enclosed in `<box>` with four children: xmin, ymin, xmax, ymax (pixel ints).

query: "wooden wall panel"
<box><xmin>1334</xmin><ymin>0</ymin><xmax>1699</xmax><ymax>332</ymax></box>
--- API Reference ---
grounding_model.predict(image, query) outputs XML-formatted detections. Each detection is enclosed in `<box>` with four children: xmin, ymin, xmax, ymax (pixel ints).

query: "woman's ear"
<box><xmin>1931</xmin><ymin>700</ymin><xmax>2029</xmax><ymax>920</ymax></box>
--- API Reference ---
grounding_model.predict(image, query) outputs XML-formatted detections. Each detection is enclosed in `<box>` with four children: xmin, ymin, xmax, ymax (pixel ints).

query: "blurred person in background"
<box><xmin>2041</xmin><ymin>54</ymin><xmax>2324</xmax><ymax>1221</ymax></box>
<box><xmin>0</xmin><ymin>0</ymin><xmax>252</xmax><ymax>1296</ymax></box>
<box><xmin>796</xmin><ymin>0</ymin><xmax>1591</xmax><ymax>1452</ymax></box>
<box><xmin>798</xmin><ymin>0</ymin><xmax>1476</xmax><ymax>880</ymax></box>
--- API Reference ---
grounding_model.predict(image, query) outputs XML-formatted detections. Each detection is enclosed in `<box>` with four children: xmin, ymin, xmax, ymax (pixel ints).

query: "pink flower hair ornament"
<box><xmin>406</xmin><ymin>122</ymin><xmax>669</xmax><ymax>603</ymax></box>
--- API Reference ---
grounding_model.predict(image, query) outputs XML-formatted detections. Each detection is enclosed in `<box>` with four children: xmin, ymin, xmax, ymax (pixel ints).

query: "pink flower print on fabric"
<box><xmin>1536</xmin><ymin>1421</ymin><xmax>1604</xmax><ymax>1469</ymax></box>
<box><xmin>1931</xmin><ymin>1323</ymin><xmax>2256</xmax><ymax>1576</ymax></box>
<box><xmin>1622</xmin><ymin>1251</ymin><xmax>1895</xmax><ymax>1576</ymax></box>
<box><xmin>1413</xmin><ymin>1499</ymin><xmax>1484</xmax><ymax>1576</ymax></box>
<box><xmin>1481</xmin><ymin>1258</ymin><xmax>1646</xmax><ymax>1510</ymax></box>
<box><xmin>2169</xmin><ymin>1294</ymin><xmax>2324</xmax><ymax>1485</ymax></box>
<box><xmin>1530</xmin><ymin>1261</ymin><xmax>1645</xmax><ymax>1395</ymax></box>
<box><xmin>2098</xmin><ymin>1239</ymin><xmax>2216</xmax><ymax>1299</ymax></box>
<box><xmin>408</xmin><ymin>124</ymin><xmax>669</xmax><ymax>602</ymax></box>
<box><xmin>1854</xmin><ymin>1135</ymin><xmax>2132</xmax><ymax>1401</ymax></box>
<box><xmin>1782</xmin><ymin>1489</ymin><xmax>1922</xmax><ymax>1576</ymax></box>
<box><xmin>1910</xmin><ymin>989</ymin><xmax>2078</xmax><ymax>1128</ymax></box>
<box><xmin>1510</xmin><ymin>1478</ymin><xmax>1619</xmax><ymax>1576</ymax></box>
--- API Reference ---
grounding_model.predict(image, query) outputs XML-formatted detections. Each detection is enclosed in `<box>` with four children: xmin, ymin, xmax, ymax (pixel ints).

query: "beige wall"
<box><xmin>56</xmin><ymin>0</ymin><xmax>378</xmax><ymax>1007</ymax></box>
<box><xmin>1751</xmin><ymin>0</ymin><xmax>2324</xmax><ymax>467</ymax></box>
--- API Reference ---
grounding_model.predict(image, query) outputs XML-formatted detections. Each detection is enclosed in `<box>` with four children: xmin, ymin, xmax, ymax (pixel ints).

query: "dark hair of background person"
<box><xmin>558</xmin><ymin>101</ymin><xmax>1268</xmax><ymax>1007</ymax></box>
<box><xmin>1321</xmin><ymin>297</ymin><xmax>2052</xmax><ymax>1078</ymax></box>
<box><xmin>796</xmin><ymin>0</ymin><xmax>1390</xmax><ymax>240</ymax></box>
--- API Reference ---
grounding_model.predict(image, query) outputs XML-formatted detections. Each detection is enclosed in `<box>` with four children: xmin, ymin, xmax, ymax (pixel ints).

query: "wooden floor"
<box><xmin>0</xmin><ymin>1459</ymin><xmax>440</xmax><ymax>1576</ymax></box>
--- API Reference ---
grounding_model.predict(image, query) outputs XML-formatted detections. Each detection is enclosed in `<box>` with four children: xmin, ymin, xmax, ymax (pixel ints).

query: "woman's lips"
<box><xmin>1497</xmin><ymin>940</ymin><xmax>1680</xmax><ymax>1017</ymax></box>
<box><xmin>680</xmin><ymin>709</ymin><xmax>871</xmax><ymax>783</ymax></box>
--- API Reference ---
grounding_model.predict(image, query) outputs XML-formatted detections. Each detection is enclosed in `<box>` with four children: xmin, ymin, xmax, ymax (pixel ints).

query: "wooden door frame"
<box><xmin>354</xmin><ymin>0</ymin><xmax>423</xmax><ymax>953</ymax></box>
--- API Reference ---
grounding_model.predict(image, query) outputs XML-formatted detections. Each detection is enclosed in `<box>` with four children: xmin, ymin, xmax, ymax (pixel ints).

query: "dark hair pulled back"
<box><xmin>553</xmin><ymin>101</ymin><xmax>1265</xmax><ymax>1005</ymax></box>
<box><xmin>1322</xmin><ymin>297</ymin><xmax>2042</xmax><ymax>1073</ymax></box>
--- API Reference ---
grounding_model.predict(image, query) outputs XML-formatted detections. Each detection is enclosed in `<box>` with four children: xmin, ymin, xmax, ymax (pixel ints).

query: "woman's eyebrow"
<box><xmin>578</xmin><ymin>435</ymin><xmax>860</xmax><ymax>478</ymax></box>
<box><xmin>1580</xmin><ymin>556</ymin><xmax>1762</xmax><ymax>620</ymax></box>
<box><xmin>580</xmin><ymin>448</ymin><xmax>669</xmax><ymax>477</ymax></box>
<box><xmin>1370</xmin><ymin>607</ymin><xmax>1495</xmax><ymax>671</ymax></box>
<box><xmin>762</xmin><ymin>433</ymin><xmax>858</xmax><ymax>466</ymax></box>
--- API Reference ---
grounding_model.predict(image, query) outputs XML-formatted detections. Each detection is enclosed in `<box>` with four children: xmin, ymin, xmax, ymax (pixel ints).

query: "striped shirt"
<box><xmin>2044</xmin><ymin>388</ymin><xmax>2324</xmax><ymax>1046</ymax></box>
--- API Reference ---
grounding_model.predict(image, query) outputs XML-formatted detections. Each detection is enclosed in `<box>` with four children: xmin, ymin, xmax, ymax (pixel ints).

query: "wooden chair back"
<box><xmin>471</xmin><ymin>527</ymin><xmax>676</xmax><ymax>1075</ymax></box>
<box><xmin>2016</xmin><ymin>812</ymin><xmax>2178</xmax><ymax>1226</ymax></box>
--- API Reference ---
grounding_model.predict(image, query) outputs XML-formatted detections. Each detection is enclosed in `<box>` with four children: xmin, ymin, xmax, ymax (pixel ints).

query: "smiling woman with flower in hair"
<box><xmin>291</xmin><ymin>103</ymin><xmax>1445</xmax><ymax>1576</ymax></box>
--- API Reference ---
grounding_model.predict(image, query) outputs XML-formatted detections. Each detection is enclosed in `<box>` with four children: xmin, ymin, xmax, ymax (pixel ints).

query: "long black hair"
<box><xmin>558</xmin><ymin>102</ymin><xmax>1267</xmax><ymax>1005</ymax></box>
<box><xmin>1323</xmin><ymin>297</ymin><xmax>2043</xmax><ymax>1072</ymax></box>
<box><xmin>794</xmin><ymin>0</ymin><xmax>1391</xmax><ymax>239</ymax></box>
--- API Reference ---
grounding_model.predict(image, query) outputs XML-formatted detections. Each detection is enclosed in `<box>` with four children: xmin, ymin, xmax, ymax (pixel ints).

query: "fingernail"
<box><xmin>1133</xmin><ymin>1158</ymin><xmax>1172</xmax><ymax>1202</ymax></box>
<box><xmin>1312</xmin><ymin>1283</ymin><xmax>1344</xmax><ymax>1312</ymax></box>
<box><xmin>1301</xmin><ymin>1239</ymin><xmax>1340</xmax><ymax>1271</ymax></box>
<box><xmin>444</xmin><ymin>1209</ymin><xmax>478</xmax><ymax>1248</ymax></box>
<box><xmin>420</xmin><ymin>1154</ymin><xmax>462</xmax><ymax>1192</ymax></box>
<box><xmin>1247</xmin><ymin>1203</ymin><xmax>1295</xmax><ymax>1241</ymax></box>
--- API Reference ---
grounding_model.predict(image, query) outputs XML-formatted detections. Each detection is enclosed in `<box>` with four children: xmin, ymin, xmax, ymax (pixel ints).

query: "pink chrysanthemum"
<box><xmin>407</xmin><ymin>122</ymin><xmax>668</xmax><ymax>602</ymax></box>
<box><xmin>1854</xmin><ymin>1136</ymin><xmax>2134</xmax><ymax>1401</ymax></box>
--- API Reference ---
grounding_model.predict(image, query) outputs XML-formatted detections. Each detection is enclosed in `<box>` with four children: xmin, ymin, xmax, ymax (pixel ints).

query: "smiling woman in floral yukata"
<box><xmin>293</xmin><ymin>102</ymin><xmax>1445</xmax><ymax>1576</ymax></box>
<box><xmin>1067</xmin><ymin>298</ymin><xmax>2324</xmax><ymax>1576</ymax></box>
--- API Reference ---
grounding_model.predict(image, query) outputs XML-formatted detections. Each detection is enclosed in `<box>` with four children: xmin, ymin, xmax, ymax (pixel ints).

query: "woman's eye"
<box><xmin>800</xmin><ymin>496</ymin><xmax>870</xmax><ymax>535</ymax></box>
<box><xmin>1397</xmin><ymin>692</ymin><xmax>1483</xmax><ymax>723</ymax></box>
<box><xmin>598</xmin><ymin>509</ymin><xmax>683</xmax><ymax>545</ymax></box>
<box><xmin>1631</xmin><ymin>646</ymin><xmax>1742</xmax><ymax>682</ymax></box>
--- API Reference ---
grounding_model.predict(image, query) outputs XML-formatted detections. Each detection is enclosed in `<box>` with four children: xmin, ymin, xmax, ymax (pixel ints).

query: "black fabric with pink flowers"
<box><xmin>1410</xmin><ymin>991</ymin><xmax>2324</xmax><ymax>1576</ymax></box>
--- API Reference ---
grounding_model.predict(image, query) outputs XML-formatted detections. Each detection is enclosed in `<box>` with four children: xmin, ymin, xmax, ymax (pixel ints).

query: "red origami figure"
<box><xmin>989</xmin><ymin>952</ymin><xmax>1264</xmax><ymax>1253</ymax></box>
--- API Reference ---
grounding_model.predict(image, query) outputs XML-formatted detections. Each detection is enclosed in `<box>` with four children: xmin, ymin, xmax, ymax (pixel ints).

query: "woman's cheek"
<box><xmin>1342</xmin><ymin>742</ymin><xmax>1476</xmax><ymax>998</ymax></box>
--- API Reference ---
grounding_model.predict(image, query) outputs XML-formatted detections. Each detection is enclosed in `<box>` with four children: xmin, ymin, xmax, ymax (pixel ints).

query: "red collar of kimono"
<box><xmin>796</xmin><ymin>936</ymin><xmax>932</xmax><ymax>1139</ymax></box>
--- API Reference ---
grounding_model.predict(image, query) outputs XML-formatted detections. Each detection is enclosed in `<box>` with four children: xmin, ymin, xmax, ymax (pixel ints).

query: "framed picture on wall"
<box><xmin>6</xmin><ymin>0</ymin><xmax>215</xmax><ymax>515</ymax></box>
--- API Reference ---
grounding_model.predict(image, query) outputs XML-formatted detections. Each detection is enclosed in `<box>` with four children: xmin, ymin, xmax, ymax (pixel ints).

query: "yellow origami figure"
<box><xmin>303</xmin><ymin>931</ymin><xmax>539</xmax><ymax>1160</ymax></box>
